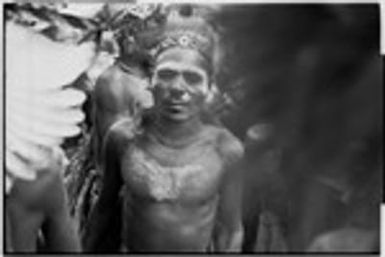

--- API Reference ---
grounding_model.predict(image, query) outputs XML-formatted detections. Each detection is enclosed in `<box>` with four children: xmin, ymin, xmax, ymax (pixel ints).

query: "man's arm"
<box><xmin>42</xmin><ymin>170</ymin><xmax>81</xmax><ymax>252</ymax></box>
<box><xmin>83</xmin><ymin>124</ymin><xmax>127</xmax><ymax>252</ymax></box>
<box><xmin>213</xmin><ymin>131</ymin><xmax>245</xmax><ymax>252</ymax></box>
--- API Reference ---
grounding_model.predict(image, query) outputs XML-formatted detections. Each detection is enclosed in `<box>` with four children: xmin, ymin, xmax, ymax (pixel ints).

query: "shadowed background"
<box><xmin>213</xmin><ymin>4</ymin><xmax>382</xmax><ymax>252</ymax></box>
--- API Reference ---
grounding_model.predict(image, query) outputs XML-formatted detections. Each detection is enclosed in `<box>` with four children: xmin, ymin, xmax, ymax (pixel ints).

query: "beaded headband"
<box><xmin>151</xmin><ymin>5</ymin><xmax>216</xmax><ymax>71</ymax></box>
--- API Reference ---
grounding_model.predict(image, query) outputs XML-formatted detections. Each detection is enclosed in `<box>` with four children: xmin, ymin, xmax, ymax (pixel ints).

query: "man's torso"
<box><xmin>118</xmin><ymin>125</ymin><xmax>235</xmax><ymax>251</ymax></box>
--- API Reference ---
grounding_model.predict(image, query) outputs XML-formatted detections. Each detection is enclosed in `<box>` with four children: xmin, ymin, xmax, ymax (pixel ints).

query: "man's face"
<box><xmin>151</xmin><ymin>47</ymin><xmax>210</xmax><ymax>122</ymax></box>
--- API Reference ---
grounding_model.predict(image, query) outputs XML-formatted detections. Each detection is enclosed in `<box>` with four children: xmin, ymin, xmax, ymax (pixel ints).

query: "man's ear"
<box><xmin>205</xmin><ymin>82</ymin><xmax>218</xmax><ymax>103</ymax></box>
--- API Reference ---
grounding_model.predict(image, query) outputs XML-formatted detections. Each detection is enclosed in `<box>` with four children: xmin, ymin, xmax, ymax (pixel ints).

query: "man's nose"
<box><xmin>169</xmin><ymin>76</ymin><xmax>187</xmax><ymax>94</ymax></box>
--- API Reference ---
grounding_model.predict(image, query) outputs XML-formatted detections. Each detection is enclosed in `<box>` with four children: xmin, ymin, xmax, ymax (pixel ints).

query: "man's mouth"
<box><xmin>164</xmin><ymin>101</ymin><xmax>189</xmax><ymax>113</ymax></box>
<box><xmin>167</xmin><ymin>103</ymin><xmax>185</xmax><ymax>111</ymax></box>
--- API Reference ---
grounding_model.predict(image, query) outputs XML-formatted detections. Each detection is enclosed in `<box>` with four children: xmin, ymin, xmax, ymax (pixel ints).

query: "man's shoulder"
<box><xmin>11</xmin><ymin>166</ymin><xmax>65</xmax><ymax>212</ymax></box>
<box><xmin>207</xmin><ymin>125</ymin><xmax>244</xmax><ymax>164</ymax></box>
<box><xmin>96</xmin><ymin>64</ymin><xmax>124</xmax><ymax>86</ymax></box>
<box><xmin>104</xmin><ymin>118</ymin><xmax>137</xmax><ymax>151</ymax></box>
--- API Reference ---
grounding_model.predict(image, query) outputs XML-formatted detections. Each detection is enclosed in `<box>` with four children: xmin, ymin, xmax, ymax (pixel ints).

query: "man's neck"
<box><xmin>149</xmin><ymin>115</ymin><xmax>205</xmax><ymax>148</ymax></box>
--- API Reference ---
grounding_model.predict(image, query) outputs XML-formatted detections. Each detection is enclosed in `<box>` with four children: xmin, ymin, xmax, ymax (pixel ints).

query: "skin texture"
<box><xmin>84</xmin><ymin>47</ymin><xmax>244</xmax><ymax>252</ymax></box>
<box><xmin>5</xmin><ymin>154</ymin><xmax>80</xmax><ymax>253</ymax></box>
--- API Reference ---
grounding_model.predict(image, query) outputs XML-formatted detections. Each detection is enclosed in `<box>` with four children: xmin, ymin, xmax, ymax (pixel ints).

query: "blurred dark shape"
<box><xmin>242</xmin><ymin>124</ymin><xmax>288</xmax><ymax>252</ymax></box>
<box><xmin>214</xmin><ymin>4</ymin><xmax>381</xmax><ymax>252</ymax></box>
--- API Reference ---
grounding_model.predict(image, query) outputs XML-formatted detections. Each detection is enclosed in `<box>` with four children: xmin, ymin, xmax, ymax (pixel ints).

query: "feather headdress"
<box><xmin>5</xmin><ymin>21</ymin><xmax>94</xmax><ymax>194</ymax></box>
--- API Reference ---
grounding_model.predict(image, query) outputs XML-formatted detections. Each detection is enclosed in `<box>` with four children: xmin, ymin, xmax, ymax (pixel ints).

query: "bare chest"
<box><xmin>121</xmin><ymin>141</ymin><xmax>224</xmax><ymax>203</ymax></box>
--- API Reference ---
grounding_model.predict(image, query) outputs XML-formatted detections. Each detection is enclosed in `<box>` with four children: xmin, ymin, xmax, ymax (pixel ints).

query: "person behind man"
<box><xmin>84</xmin><ymin>4</ymin><xmax>244</xmax><ymax>252</ymax></box>
<box><xmin>81</xmin><ymin>27</ymin><xmax>153</xmax><ymax>250</ymax></box>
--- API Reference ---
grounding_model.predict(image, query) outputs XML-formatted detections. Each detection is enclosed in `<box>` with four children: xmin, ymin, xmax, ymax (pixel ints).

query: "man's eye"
<box><xmin>156</xmin><ymin>69</ymin><xmax>178</xmax><ymax>81</ymax></box>
<box><xmin>183</xmin><ymin>71</ymin><xmax>203</xmax><ymax>85</ymax></box>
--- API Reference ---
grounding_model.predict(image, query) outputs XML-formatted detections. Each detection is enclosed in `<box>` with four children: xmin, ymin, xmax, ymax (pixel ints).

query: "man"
<box><xmin>84</xmin><ymin>6</ymin><xmax>244</xmax><ymax>252</ymax></box>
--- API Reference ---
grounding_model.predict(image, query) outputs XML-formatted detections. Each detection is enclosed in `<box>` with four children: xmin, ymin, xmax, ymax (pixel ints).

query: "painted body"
<box><xmin>119</xmin><ymin>123</ymin><xmax>240</xmax><ymax>251</ymax></box>
<box><xmin>85</xmin><ymin>45</ymin><xmax>244</xmax><ymax>252</ymax></box>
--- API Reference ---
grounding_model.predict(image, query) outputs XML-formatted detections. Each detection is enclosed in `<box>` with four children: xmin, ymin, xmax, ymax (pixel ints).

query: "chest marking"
<box><xmin>125</xmin><ymin>147</ymin><xmax>208</xmax><ymax>201</ymax></box>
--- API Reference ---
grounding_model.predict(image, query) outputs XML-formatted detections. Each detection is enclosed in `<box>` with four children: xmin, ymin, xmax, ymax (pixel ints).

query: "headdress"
<box><xmin>150</xmin><ymin>4</ymin><xmax>220</xmax><ymax>74</ymax></box>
